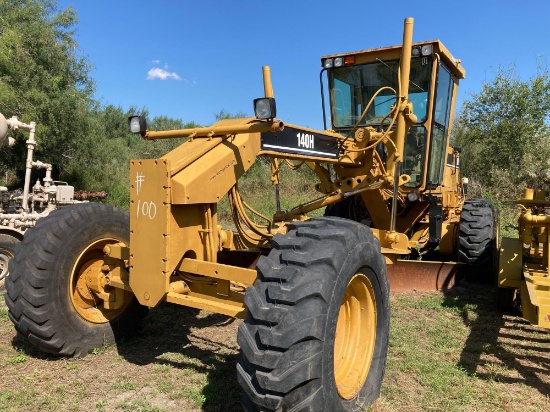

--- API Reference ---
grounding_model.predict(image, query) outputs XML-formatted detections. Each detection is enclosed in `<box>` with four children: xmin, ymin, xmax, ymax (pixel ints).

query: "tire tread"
<box><xmin>237</xmin><ymin>217</ymin><xmax>388</xmax><ymax>411</ymax></box>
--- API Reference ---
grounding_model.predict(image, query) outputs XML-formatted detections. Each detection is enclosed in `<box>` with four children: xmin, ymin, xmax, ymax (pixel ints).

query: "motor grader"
<box><xmin>5</xmin><ymin>18</ymin><xmax>496</xmax><ymax>411</ymax></box>
<box><xmin>498</xmin><ymin>189</ymin><xmax>550</xmax><ymax>330</ymax></box>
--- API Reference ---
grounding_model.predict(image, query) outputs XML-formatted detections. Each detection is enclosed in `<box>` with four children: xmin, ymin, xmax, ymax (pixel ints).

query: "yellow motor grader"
<box><xmin>5</xmin><ymin>18</ymin><xmax>496</xmax><ymax>411</ymax></box>
<box><xmin>498</xmin><ymin>189</ymin><xmax>550</xmax><ymax>330</ymax></box>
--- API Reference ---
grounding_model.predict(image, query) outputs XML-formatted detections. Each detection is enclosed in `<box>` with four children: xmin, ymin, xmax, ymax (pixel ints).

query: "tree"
<box><xmin>453</xmin><ymin>65</ymin><xmax>550</xmax><ymax>234</ymax></box>
<box><xmin>0</xmin><ymin>1</ymin><xmax>202</xmax><ymax>208</ymax></box>
<box><xmin>214</xmin><ymin>109</ymin><xmax>247</xmax><ymax>121</ymax></box>
<box><xmin>0</xmin><ymin>0</ymin><xmax>94</xmax><ymax>181</ymax></box>
<box><xmin>61</xmin><ymin>106</ymin><xmax>203</xmax><ymax>208</ymax></box>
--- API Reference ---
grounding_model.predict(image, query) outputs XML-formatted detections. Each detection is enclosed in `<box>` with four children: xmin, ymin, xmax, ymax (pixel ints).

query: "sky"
<box><xmin>57</xmin><ymin>0</ymin><xmax>550</xmax><ymax>130</ymax></box>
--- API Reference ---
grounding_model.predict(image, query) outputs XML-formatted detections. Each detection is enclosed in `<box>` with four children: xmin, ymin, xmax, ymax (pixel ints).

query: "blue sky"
<box><xmin>58</xmin><ymin>0</ymin><xmax>549</xmax><ymax>130</ymax></box>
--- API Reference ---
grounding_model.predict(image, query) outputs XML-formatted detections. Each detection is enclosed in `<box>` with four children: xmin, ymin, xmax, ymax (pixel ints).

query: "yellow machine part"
<box><xmin>498</xmin><ymin>237</ymin><xmax>550</xmax><ymax>330</ymax></box>
<box><xmin>521</xmin><ymin>265</ymin><xmax>550</xmax><ymax>329</ymax></box>
<box><xmin>386</xmin><ymin>260</ymin><xmax>457</xmax><ymax>292</ymax></box>
<box><xmin>498</xmin><ymin>237</ymin><xmax>523</xmax><ymax>288</ymax></box>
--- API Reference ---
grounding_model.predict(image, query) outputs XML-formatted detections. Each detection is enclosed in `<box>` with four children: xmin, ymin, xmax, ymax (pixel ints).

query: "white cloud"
<box><xmin>151</xmin><ymin>59</ymin><xmax>161</xmax><ymax>64</ymax></box>
<box><xmin>146</xmin><ymin>67</ymin><xmax>182</xmax><ymax>81</ymax></box>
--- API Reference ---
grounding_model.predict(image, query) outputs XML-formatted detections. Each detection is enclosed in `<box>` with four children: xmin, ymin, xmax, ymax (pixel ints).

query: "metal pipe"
<box><xmin>44</xmin><ymin>166</ymin><xmax>53</xmax><ymax>187</ymax></box>
<box><xmin>386</xmin><ymin>17</ymin><xmax>414</xmax><ymax>173</ymax></box>
<box><xmin>521</xmin><ymin>211</ymin><xmax>550</xmax><ymax>226</ymax></box>
<box><xmin>3</xmin><ymin>116</ymin><xmax>37</xmax><ymax>211</ymax></box>
<box><xmin>145</xmin><ymin>119</ymin><xmax>284</xmax><ymax>140</ymax></box>
<box><xmin>31</xmin><ymin>160</ymin><xmax>53</xmax><ymax>186</ymax></box>
<box><xmin>274</xmin><ymin>185</ymin><xmax>281</xmax><ymax>212</ymax></box>
<box><xmin>399</xmin><ymin>18</ymin><xmax>414</xmax><ymax>105</ymax></box>
<box><xmin>0</xmin><ymin>212</ymin><xmax>43</xmax><ymax>219</ymax></box>
<box><xmin>262</xmin><ymin>66</ymin><xmax>274</xmax><ymax>98</ymax></box>
<box><xmin>390</xmin><ymin>162</ymin><xmax>401</xmax><ymax>232</ymax></box>
<box><xmin>320</xmin><ymin>68</ymin><xmax>328</xmax><ymax>130</ymax></box>
<box><xmin>271</xmin><ymin>158</ymin><xmax>281</xmax><ymax>212</ymax></box>
<box><xmin>289</xmin><ymin>192</ymin><xmax>346</xmax><ymax>216</ymax></box>
<box><xmin>288</xmin><ymin>182</ymin><xmax>382</xmax><ymax>215</ymax></box>
<box><xmin>21</xmin><ymin>121</ymin><xmax>37</xmax><ymax>211</ymax></box>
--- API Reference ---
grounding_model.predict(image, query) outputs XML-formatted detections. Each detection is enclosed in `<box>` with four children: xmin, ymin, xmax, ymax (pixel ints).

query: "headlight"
<box><xmin>254</xmin><ymin>97</ymin><xmax>277</xmax><ymax>120</ymax></box>
<box><xmin>421</xmin><ymin>44</ymin><xmax>433</xmax><ymax>56</ymax></box>
<box><xmin>323</xmin><ymin>58</ymin><xmax>334</xmax><ymax>69</ymax></box>
<box><xmin>334</xmin><ymin>57</ymin><xmax>344</xmax><ymax>67</ymax></box>
<box><xmin>411</xmin><ymin>46</ymin><xmax>421</xmax><ymax>57</ymax></box>
<box><xmin>128</xmin><ymin>116</ymin><xmax>147</xmax><ymax>136</ymax></box>
<box><xmin>407</xmin><ymin>191</ymin><xmax>419</xmax><ymax>202</ymax></box>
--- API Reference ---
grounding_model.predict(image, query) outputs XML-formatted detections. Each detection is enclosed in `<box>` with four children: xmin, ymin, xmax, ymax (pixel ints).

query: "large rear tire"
<box><xmin>458</xmin><ymin>199</ymin><xmax>497</xmax><ymax>280</ymax></box>
<box><xmin>5</xmin><ymin>203</ymin><xmax>147</xmax><ymax>357</ymax></box>
<box><xmin>237</xmin><ymin>217</ymin><xmax>390</xmax><ymax>411</ymax></box>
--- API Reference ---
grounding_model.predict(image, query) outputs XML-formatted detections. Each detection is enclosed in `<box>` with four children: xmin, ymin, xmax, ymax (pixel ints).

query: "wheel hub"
<box><xmin>334</xmin><ymin>273</ymin><xmax>377</xmax><ymax>400</ymax></box>
<box><xmin>70</xmin><ymin>238</ymin><xmax>132</xmax><ymax>323</ymax></box>
<box><xmin>0</xmin><ymin>251</ymin><xmax>11</xmax><ymax>280</ymax></box>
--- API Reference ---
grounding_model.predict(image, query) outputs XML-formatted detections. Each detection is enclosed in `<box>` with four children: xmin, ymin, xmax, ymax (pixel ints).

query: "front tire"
<box><xmin>237</xmin><ymin>217</ymin><xmax>390</xmax><ymax>411</ymax></box>
<box><xmin>5</xmin><ymin>203</ymin><xmax>147</xmax><ymax>357</ymax></box>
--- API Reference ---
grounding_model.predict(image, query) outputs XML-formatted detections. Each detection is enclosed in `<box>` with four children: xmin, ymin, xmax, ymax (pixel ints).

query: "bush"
<box><xmin>453</xmin><ymin>64</ymin><xmax>550</xmax><ymax>237</ymax></box>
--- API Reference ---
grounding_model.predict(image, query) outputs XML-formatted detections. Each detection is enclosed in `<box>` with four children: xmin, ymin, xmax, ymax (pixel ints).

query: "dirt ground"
<box><xmin>0</xmin><ymin>280</ymin><xmax>548</xmax><ymax>412</ymax></box>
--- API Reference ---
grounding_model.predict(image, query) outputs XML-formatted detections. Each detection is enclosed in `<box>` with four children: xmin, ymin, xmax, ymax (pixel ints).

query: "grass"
<box><xmin>0</xmin><ymin>281</ymin><xmax>548</xmax><ymax>411</ymax></box>
<box><xmin>377</xmin><ymin>285</ymin><xmax>549</xmax><ymax>412</ymax></box>
<box><xmin>8</xmin><ymin>350</ymin><xmax>26</xmax><ymax>365</ymax></box>
<box><xmin>217</xmin><ymin>158</ymin><xmax>325</xmax><ymax>227</ymax></box>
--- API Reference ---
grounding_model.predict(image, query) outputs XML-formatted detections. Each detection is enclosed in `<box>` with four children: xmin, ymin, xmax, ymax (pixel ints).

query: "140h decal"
<box><xmin>297</xmin><ymin>132</ymin><xmax>315</xmax><ymax>149</ymax></box>
<box><xmin>261</xmin><ymin>126</ymin><xmax>339</xmax><ymax>159</ymax></box>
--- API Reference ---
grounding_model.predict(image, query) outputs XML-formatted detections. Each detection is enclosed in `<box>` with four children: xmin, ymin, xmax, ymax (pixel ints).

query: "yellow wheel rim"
<box><xmin>334</xmin><ymin>273</ymin><xmax>377</xmax><ymax>400</ymax></box>
<box><xmin>70</xmin><ymin>238</ymin><xmax>132</xmax><ymax>324</ymax></box>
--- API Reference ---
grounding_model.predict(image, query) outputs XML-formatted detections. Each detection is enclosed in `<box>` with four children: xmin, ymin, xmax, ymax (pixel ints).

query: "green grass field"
<box><xmin>0</xmin><ymin>281</ymin><xmax>548</xmax><ymax>412</ymax></box>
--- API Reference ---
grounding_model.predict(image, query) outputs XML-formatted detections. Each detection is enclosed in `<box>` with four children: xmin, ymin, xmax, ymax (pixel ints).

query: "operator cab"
<box><xmin>321</xmin><ymin>41</ymin><xmax>465</xmax><ymax>190</ymax></box>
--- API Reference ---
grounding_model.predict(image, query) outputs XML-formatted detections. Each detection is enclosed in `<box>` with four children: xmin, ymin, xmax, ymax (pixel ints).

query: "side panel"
<box><xmin>498</xmin><ymin>237</ymin><xmax>523</xmax><ymax>288</ymax></box>
<box><xmin>129</xmin><ymin>132</ymin><xmax>262</xmax><ymax>306</ymax></box>
<box><xmin>171</xmin><ymin>132</ymin><xmax>260</xmax><ymax>204</ymax></box>
<box><xmin>129</xmin><ymin>159</ymin><xmax>172</xmax><ymax>306</ymax></box>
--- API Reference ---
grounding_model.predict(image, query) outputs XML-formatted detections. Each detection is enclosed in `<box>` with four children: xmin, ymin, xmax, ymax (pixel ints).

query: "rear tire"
<box><xmin>458</xmin><ymin>199</ymin><xmax>497</xmax><ymax>281</ymax></box>
<box><xmin>0</xmin><ymin>233</ymin><xmax>19</xmax><ymax>281</ymax></box>
<box><xmin>5</xmin><ymin>203</ymin><xmax>147</xmax><ymax>357</ymax></box>
<box><xmin>237</xmin><ymin>217</ymin><xmax>390</xmax><ymax>411</ymax></box>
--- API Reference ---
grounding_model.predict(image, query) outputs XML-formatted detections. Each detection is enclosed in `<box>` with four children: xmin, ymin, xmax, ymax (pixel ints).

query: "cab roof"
<box><xmin>321</xmin><ymin>40</ymin><xmax>466</xmax><ymax>79</ymax></box>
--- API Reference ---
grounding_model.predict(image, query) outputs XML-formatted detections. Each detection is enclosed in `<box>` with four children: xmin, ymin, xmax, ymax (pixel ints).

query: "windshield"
<box><xmin>329</xmin><ymin>57</ymin><xmax>432</xmax><ymax>128</ymax></box>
